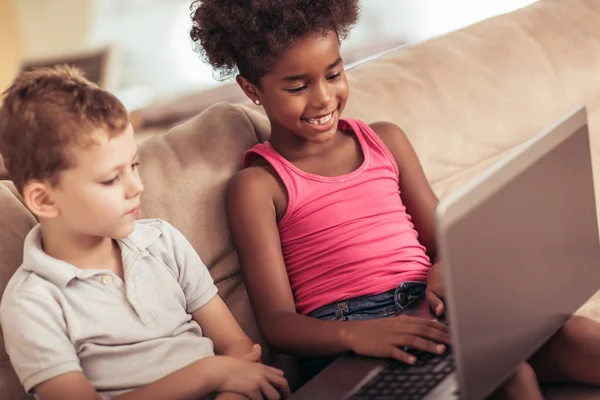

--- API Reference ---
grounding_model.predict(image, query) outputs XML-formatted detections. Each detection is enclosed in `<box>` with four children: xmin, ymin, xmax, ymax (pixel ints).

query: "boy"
<box><xmin>0</xmin><ymin>66</ymin><xmax>290</xmax><ymax>400</ymax></box>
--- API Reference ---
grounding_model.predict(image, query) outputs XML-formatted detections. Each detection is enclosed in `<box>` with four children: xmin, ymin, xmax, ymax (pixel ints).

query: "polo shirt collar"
<box><xmin>119</xmin><ymin>221</ymin><xmax>162</xmax><ymax>253</ymax></box>
<box><xmin>21</xmin><ymin>222</ymin><xmax>163</xmax><ymax>287</ymax></box>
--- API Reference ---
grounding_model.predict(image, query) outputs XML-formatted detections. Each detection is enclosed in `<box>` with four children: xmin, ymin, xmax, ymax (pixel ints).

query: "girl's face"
<box><xmin>239</xmin><ymin>31</ymin><xmax>349</xmax><ymax>146</ymax></box>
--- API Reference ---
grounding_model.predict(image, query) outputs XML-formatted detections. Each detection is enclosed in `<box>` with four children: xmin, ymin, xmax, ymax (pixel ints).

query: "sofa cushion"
<box><xmin>136</xmin><ymin>103</ymin><xmax>265</xmax><ymax>338</ymax></box>
<box><xmin>137</xmin><ymin>101</ymin><xmax>302</xmax><ymax>384</ymax></box>
<box><xmin>0</xmin><ymin>182</ymin><xmax>37</xmax><ymax>399</ymax></box>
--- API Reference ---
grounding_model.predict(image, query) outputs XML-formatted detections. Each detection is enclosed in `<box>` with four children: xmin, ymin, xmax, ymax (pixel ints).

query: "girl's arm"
<box><xmin>370</xmin><ymin>121</ymin><xmax>445</xmax><ymax>313</ymax></box>
<box><xmin>226</xmin><ymin>167</ymin><xmax>351</xmax><ymax>357</ymax></box>
<box><xmin>370</xmin><ymin>121</ymin><xmax>440</xmax><ymax>260</ymax></box>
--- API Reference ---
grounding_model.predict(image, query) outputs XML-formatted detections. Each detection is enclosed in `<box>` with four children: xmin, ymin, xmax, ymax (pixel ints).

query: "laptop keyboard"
<box><xmin>349</xmin><ymin>350</ymin><xmax>455</xmax><ymax>400</ymax></box>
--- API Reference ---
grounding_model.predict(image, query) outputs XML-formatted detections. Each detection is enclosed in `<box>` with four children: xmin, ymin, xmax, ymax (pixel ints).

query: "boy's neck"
<box><xmin>39</xmin><ymin>222</ymin><xmax>122</xmax><ymax>274</ymax></box>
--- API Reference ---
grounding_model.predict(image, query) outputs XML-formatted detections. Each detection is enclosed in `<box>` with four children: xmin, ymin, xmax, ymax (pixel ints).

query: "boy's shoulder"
<box><xmin>1</xmin><ymin>225</ymin><xmax>64</xmax><ymax>310</ymax></box>
<box><xmin>0</xmin><ymin>219</ymin><xmax>180</xmax><ymax>308</ymax></box>
<box><xmin>0</xmin><ymin>262</ymin><xmax>60</xmax><ymax>326</ymax></box>
<box><xmin>1</xmin><ymin>266</ymin><xmax>55</xmax><ymax>302</ymax></box>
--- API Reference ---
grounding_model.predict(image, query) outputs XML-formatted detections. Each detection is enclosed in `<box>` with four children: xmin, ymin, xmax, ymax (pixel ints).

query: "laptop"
<box><xmin>289</xmin><ymin>106</ymin><xmax>600</xmax><ymax>400</ymax></box>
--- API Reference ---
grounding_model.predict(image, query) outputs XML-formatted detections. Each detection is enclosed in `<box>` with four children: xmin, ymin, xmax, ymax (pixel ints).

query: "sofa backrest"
<box><xmin>340</xmin><ymin>0</ymin><xmax>600</xmax><ymax>200</ymax></box>
<box><xmin>135</xmin><ymin>0</ymin><xmax>600</xmax><ymax>375</ymax></box>
<box><xmin>1</xmin><ymin>0</ymin><xmax>600</xmax><ymax>397</ymax></box>
<box><xmin>0</xmin><ymin>183</ymin><xmax>37</xmax><ymax>399</ymax></box>
<box><xmin>137</xmin><ymin>103</ymin><xmax>266</xmax><ymax>339</ymax></box>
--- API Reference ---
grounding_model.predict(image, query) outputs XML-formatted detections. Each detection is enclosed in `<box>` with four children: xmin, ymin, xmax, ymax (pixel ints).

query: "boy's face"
<box><xmin>48</xmin><ymin>125</ymin><xmax>143</xmax><ymax>240</ymax></box>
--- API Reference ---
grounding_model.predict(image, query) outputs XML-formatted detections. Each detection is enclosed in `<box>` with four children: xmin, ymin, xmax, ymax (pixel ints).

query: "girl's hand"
<box><xmin>340</xmin><ymin>316</ymin><xmax>450</xmax><ymax>365</ymax></box>
<box><xmin>426</xmin><ymin>262</ymin><xmax>445</xmax><ymax>317</ymax></box>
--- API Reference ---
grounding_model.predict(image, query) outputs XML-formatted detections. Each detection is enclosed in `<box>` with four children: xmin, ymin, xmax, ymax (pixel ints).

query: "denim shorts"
<box><xmin>299</xmin><ymin>281</ymin><xmax>427</xmax><ymax>381</ymax></box>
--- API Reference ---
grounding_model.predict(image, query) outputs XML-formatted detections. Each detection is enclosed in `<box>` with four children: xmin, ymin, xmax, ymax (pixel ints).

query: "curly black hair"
<box><xmin>190</xmin><ymin>0</ymin><xmax>360</xmax><ymax>84</ymax></box>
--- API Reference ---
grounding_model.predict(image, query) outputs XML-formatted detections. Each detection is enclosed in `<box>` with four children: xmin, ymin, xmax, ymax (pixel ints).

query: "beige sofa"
<box><xmin>2</xmin><ymin>0</ymin><xmax>600</xmax><ymax>398</ymax></box>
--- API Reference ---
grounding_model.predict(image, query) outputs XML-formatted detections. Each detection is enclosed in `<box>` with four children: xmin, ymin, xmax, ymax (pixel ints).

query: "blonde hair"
<box><xmin>0</xmin><ymin>65</ymin><xmax>129</xmax><ymax>192</ymax></box>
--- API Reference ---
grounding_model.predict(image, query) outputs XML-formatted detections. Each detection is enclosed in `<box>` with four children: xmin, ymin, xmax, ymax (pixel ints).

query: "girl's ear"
<box><xmin>236</xmin><ymin>75</ymin><xmax>262</xmax><ymax>105</ymax></box>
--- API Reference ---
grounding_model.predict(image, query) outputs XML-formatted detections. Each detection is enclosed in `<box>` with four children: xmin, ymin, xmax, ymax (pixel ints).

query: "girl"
<box><xmin>190</xmin><ymin>1</ymin><xmax>600</xmax><ymax>399</ymax></box>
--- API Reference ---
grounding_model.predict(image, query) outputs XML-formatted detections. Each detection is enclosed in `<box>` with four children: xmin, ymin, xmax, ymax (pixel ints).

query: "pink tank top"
<box><xmin>242</xmin><ymin>119</ymin><xmax>431</xmax><ymax>315</ymax></box>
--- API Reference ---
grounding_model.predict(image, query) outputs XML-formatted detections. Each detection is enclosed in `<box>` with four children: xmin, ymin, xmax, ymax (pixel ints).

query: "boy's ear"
<box><xmin>236</xmin><ymin>75</ymin><xmax>261</xmax><ymax>105</ymax></box>
<box><xmin>23</xmin><ymin>180</ymin><xmax>60</xmax><ymax>220</ymax></box>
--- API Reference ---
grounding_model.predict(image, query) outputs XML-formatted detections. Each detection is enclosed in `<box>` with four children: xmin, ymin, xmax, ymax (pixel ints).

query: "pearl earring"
<box><xmin>254</xmin><ymin>99</ymin><xmax>261</xmax><ymax>105</ymax></box>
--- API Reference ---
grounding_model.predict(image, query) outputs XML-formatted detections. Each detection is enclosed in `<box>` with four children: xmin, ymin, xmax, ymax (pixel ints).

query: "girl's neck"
<box><xmin>269</xmin><ymin>122</ymin><xmax>341</xmax><ymax>162</ymax></box>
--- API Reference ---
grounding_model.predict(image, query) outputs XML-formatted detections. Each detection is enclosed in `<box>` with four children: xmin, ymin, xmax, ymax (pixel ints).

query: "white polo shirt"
<box><xmin>0</xmin><ymin>219</ymin><xmax>218</xmax><ymax>399</ymax></box>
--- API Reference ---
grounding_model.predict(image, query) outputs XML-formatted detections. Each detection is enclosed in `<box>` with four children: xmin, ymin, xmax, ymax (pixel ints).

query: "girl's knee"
<box><xmin>553</xmin><ymin>315</ymin><xmax>598</xmax><ymax>352</ymax></box>
<box><xmin>491</xmin><ymin>362</ymin><xmax>540</xmax><ymax>400</ymax></box>
<box><xmin>511</xmin><ymin>362</ymin><xmax>537</xmax><ymax>387</ymax></box>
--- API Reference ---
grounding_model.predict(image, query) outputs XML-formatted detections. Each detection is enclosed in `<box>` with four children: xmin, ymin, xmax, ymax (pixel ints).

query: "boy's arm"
<box><xmin>215</xmin><ymin>393</ymin><xmax>249</xmax><ymax>400</ymax></box>
<box><xmin>0</xmin><ymin>292</ymin><xmax>221</xmax><ymax>400</ymax></box>
<box><xmin>192</xmin><ymin>295</ymin><xmax>255</xmax><ymax>359</ymax></box>
<box><xmin>160</xmin><ymin>220</ymin><xmax>256</xmax><ymax>359</ymax></box>
<box><xmin>34</xmin><ymin>358</ymin><xmax>223</xmax><ymax>400</ymax></box>
<box><xmin>33</xmin><ymin>351</ymin><xmax>289</xmax><ymax>400</ymax></box>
